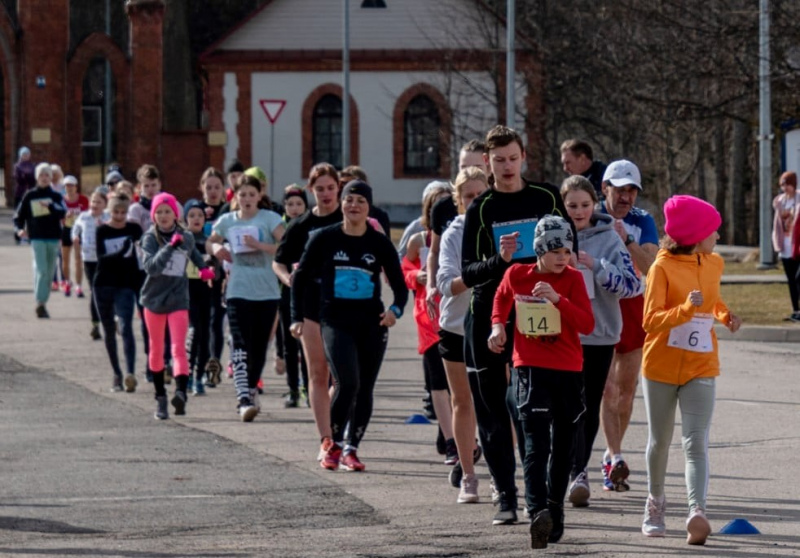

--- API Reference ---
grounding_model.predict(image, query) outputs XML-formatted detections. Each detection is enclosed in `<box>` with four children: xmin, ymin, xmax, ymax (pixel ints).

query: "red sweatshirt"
<box><xmin>492</xmin><ymin>263</ymin><xmax>595</xmax><ymax>371</ymax></box>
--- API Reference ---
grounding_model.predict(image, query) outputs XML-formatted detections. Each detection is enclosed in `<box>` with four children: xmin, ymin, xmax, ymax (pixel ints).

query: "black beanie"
<box><xmin>283</xmin><ymin>186</ymin><xmax>308</xmax><ymax>207</ymax></box>
<box><xmin>341</xmin><ymin>180</ymin><xmax>372</xmax><ymax>206</ymax></box>
<box><xmin>227</xmin><ymin>160</ymin><xmax>245</xmax><ymax>174</ymax></box>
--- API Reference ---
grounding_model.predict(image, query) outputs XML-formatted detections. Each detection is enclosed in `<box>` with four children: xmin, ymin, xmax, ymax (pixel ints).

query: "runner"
<box><xmin>225</xmin><ymin>160</ymin><xmax>244</xmax><ymax>203</ymax></box>
<box><xmin>140</xmin><ymin>193</ymin><xmax>214</xmax><ymax>419</ymax></box>
<box><xmin>340</xmin><ymin>165</ymin><xmax>391</xmax><ymax>234</ymax></box>
<box><xmin>489</xmin><ymin>215</ymin><xmax>594</xmax><ymax>548</ymax></box>
<box><xmin>208</xmin><ymin>175</ymin><xmax>285</xmax><ymax>421</ymax></box>
<box><xmin>437</xmin><ymin>166</ymin><xmax>489</xmax><ymax>502</ymax></box>
<box><xmin>94</xmin><ymin>194</ymin><xmax>142</xmax><ymax>392</ymax></box>
<box><xmin>291</xmin><ymin>180</ymin><xmax>407</xmax><ymax>472</ymax></box>
<box><xmin>771</xmin><ymin>171</ymin><xmax>800</xmax><ymax>320</ymax></box>
<box><xmin>72</xmin><ymin>190</ymin><xmax>109</xmax><ymax>340</ymax></box>
<box><xmin>461</xmin><ymin>125</ymin><xmax>574</xmax><ymax>525</ymax></box>
<box><xmin>13</xmin><ymin>163</ymin><xmax>65</xmax><ymax>318</ymax></box>
<box><xmin>60</xmin><ymin>175</ymin><xmax>89</xmax><ymax>297</ymax></box>
<box><xmin>640</xmin><ymin>195</ymin><xmax>741</xmax><ymax>545</ymax></box>
<box><xmin>277</xmin><ymin>185</ymin><xmax>310</xmax><ymax>408</ymax></box>
<box><xmin>402</xmin><ymin>182</ymin><xmax>455</xmax><ymax>459</ymax></box>
<box><xmin>560</xmin><ymin>176</ymin><xmax>641</xmax><ymax>507</ymax></box>
<box><xmin>559</xmin><ymin>139</ymin><xmax>607</xmax><ymax>196</ymax></box>
<box><xmin>598</xmin><ymin>159</ymin><xmax>658</xmax><ymax>492</ymax></box>
<box><xmin>273</xmin><ymin>163</ymin><xmax>342</xmax><ymax>455</ymax></box>
<box><xmin>13</xmin><ymin>146</ymin><xmax>36</xmax><ymax>209</ymax></box>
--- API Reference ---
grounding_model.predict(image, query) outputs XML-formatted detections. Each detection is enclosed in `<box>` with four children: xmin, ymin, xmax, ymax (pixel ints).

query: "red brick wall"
<box><xmin>160</xmin><ymin>131</ymin><xmax>209</xmax><ymax>203</ymax></box>
<box><xmin>235</xmin><ymin>71</ymin><xmax>252</xmax><ymax>167</ymax></box>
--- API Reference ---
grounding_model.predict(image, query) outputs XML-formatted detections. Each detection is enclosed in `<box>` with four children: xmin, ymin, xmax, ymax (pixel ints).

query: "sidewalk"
<box><xmin>1</xmin><ymin>219</ymin><xmax>799</xmax><ymax>556</ymax></box>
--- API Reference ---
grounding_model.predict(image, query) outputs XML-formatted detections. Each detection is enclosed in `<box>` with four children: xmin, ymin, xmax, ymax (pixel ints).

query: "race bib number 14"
<box><xmin>515</xmin><ymin>296</ymin><xmax>561</xmax><ymax>337</ymax></box>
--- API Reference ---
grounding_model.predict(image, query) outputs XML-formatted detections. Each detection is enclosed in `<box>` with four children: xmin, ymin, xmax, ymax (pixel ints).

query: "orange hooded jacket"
<box><xmin>642</xmin><ymin>249</ymin><xmax>731</xmax><ymax>385</ymax></box>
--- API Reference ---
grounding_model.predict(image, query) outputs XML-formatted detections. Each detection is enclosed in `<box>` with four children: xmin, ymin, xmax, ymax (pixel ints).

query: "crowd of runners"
<box><xmin>12</xmin><ymin>125</ymin><xmax>743</xmax><ymax>551</ymax></box>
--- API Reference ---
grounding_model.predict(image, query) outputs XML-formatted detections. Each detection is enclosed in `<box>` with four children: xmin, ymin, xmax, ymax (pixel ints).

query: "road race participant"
<box><xmin>72</xmin><ymin>190</ymin><xmax>109</xmax><ymax>340</ymax></box>
<box><xmin>640</xmin><ymin>195</ymin><xmax>741</xmax><ymax>545</ymax></box>
<box><xmin>60</xmin><ymin>175</ymin><xmax>89</xmax><ymax>297</ymax></box>
<box><xmin>598</xmin><ymin>159</ymin><xmax>658</xmax><ymax>492</ymax></box>
<box><xmin>771</xmin><ymin>171</ymin><xmax>800</xmax><ymax>320</ymax></box>
<box><xmin>560</xmin><ymin>176</ymin><xmax>640</xmax><ymax>507</ymax></box>
<box><xmin>559</xmin><ymin>139</ymin><xmax>607</xmax><ymax>197</ymax></box>
<box><xmin>461</xmin><ymin>125</ymin><xmax>574</xmax><ymax>525</ymax></box>
<box><xmin>291</xmin><ymin>180</ymin><xmax>407</xmax><ymax>472</ymax></box>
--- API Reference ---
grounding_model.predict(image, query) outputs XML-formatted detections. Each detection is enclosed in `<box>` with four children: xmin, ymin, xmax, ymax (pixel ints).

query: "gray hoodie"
<box><xmin>437</xmin><ymin>215</ymin><xmax>470</xmax><ymax>335</ymax></box>
<box><xmin>578</xmin><ymin>213</ymin><xmax>641</xmax><ymax>345</ymax></box>
<box><xmin>140</xmin><ymin>227</ymin><xmax>207</xmax><ymax>314</ymax></box>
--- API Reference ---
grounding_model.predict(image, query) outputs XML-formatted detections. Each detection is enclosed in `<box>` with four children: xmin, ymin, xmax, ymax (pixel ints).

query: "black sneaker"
<box><xmin>449</xmin><ymin>461</ymin><xmax>463</xmax><ymax>488</ymax></box>
<box><xmin>548</xmin><ymin>501</ymin><xmax>565</xmax><ymax>543</ymax></box>
<box><xmin>436</xmin><ymin>427</ymin><xmax>446</xmax><ymax>455</ymax></box>
<box><xmin>530</xmin><ymin>508</ymin><xmax>553</xmax><ymax>549</ymax></box>
<box><xmin>492</xmin><ymin>492</ymin><xmax>518</xmax><ymax>525</ymax></box>
<box><xmin>154</xmin><ymin>395</ymin><xmax>169</xmax><ymax>420</ymax></box>
<box><xmin>206</xmin><ymin>357</ymin><xmax>222</xmax><ymax>386</ymax></box>
<box><xmin>145</xmin><ymin>368</ymin><xmax>153</xmax><ymax>383</ymax></box>
<box><xmin>284</xmin><ymin>390</ymin><xmax>300</xmax><ymax>408</ymax></box>
<box><xmin>110</xmin><ymin>377</ymin><xmax>123</xmax><ymax>392</ymax></box>
<box><xmin>35</xmin><ymin>305</ymin><xmax>49</xmax><ymax>319</ymax></box>
<box><xmin>171</xmin><ymin>390</ymin><xmax>187</xmax><ymax>416</ymax></box>
<box><xmin>444</xmin><ymin>438</ymin><xmax>458</xmax><ymax>465</ymax></box>
<box><xmin>90</xmin><ymin>324</ymin><xmax>102</xmax><ymax>340</ymax></box>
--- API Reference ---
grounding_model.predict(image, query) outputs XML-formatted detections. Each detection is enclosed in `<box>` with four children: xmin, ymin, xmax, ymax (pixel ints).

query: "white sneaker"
<box><xmin>239</xmin><ymin>397</ymin><xmax>258</xmax><ymax>422</ymax></box>
<box><xmin>686</xmin><ymin>507</ymin><xmax>711</xmax><ymax>545</ymax></box>
<box><xmin>457</xmin><ymin>474</ymin><xmax>479</xmax><ymax>504</ymax></box>
<box><xmin>642</xmin><ymin>494</ymin><xmax>667</xmax><ymax>537</ymax></box>
<box><xmin>250</xmin><ymin>388</ymin><xmax>261</xmax><ymax>411</ymax></box>
<box><xmin>490</xmin><ymin>480</ymin><xmax>501</xmax><ymax>505</ymax></box>
<box><xmin>568</xmin><ymin>471</ymin><xmax>591</xmax><ymax>507</ymax></box>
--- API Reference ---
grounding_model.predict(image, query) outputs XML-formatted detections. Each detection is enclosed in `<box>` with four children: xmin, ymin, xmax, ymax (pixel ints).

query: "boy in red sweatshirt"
<box><xmin>490</xmin><ymin>215</ymin><xmax>595</xmax><ymax>550</ymax></box>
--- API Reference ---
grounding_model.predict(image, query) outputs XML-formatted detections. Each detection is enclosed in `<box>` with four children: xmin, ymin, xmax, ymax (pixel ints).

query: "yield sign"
<box><xmin>260</xmin><ymin>99</ymin><xmax>286</xmax><ymax>124</ymax></box>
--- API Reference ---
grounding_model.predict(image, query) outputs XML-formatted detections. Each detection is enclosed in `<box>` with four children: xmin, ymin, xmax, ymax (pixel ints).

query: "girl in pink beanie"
<box><xmin>639</xmin><ymin>194</ymin><xmax>741</xmax><ymax>545</ymax></box>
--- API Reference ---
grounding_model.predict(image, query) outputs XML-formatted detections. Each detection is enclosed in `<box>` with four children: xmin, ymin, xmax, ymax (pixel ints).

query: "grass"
<box><xmin>720</xmin><ymin>283</ymin><xmax>797</xmax><ymax>325</ymax></box>
<box><xmin>722</xmin><ymin>260</ymin><xmax>783</xmax><ymax>276</ymax></box>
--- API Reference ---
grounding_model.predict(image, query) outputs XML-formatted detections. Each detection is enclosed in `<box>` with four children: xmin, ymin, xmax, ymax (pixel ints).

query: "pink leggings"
<box><xmin>144</xmin><ymin>309</ymin><xmax>189</xmax><ymax>377</ymax></box>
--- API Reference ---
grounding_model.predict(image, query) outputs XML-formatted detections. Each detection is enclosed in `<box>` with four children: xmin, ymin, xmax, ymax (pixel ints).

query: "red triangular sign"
<box><xmin>260</xmin><ymin>100</ymin><xmax>286</xmax><ymax>124</ymax></box>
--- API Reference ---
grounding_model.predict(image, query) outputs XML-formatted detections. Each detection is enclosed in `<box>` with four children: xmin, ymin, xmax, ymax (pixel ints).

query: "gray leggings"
<box><xmin>642</xmin><ymin>376</ymin><xmax>715</xmax><ymax>511</ymax></box>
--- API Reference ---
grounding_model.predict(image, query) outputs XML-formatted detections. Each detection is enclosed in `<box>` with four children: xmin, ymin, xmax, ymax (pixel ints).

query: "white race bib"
<box><xmin>419</xmin><ymin>246</ymin><xmax>429</xmax><ymax>271</ymax></box>
<box><xmin>162</xmin><ymin>251</ymin><xmax>187</xmax><ymax>277</ymax></box>
<box><xmin>579</xmin><ymin>266</ymin><xmax>595</xmax><ymax>300</ymax></box>
<box><xmin>229</xmin><ymin>226</ymin><xmax>260</xmax><ymax>254</ymax></box>
<box><xmin>668</xmin><ymin>313</ymin><xmax>713</xmax><ymax>353</ymax></box>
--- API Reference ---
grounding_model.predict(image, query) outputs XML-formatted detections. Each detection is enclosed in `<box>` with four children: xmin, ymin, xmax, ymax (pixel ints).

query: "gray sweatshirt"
<box><xmin>578</xmin><ymin>213</ymin><xmax>642</xmax><ymax>345</ymax></box>
<box><xmin>140</xmin><ymin>227</ymin><xmax>207</xmax><ymax>314</ymax></box>
<box><xmin>437</xmin><ymin>215</ymin><xmax>470</xmax><ymax>336</ymax></box>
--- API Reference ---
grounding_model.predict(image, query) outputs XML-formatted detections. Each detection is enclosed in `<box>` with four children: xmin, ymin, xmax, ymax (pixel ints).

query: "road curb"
<box><xmin>715</xmin><ymin>324</ymin><xmax>800</xmax><ymax>342</ymax></box>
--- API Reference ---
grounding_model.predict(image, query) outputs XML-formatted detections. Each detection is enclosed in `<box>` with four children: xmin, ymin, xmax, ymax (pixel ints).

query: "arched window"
<box><xmin>312</xmin><ymin>94</ymin><xmax>342</xmax><ymax>169</ymax></box>
<box><xmin>403</xmin><ymin>95</ymin><xmax>440</xmax><ymax>174</ymax></box>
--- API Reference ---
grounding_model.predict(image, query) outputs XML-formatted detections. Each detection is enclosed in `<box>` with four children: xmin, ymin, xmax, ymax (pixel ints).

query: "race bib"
<box><xmin>579</xmin><ymin>266</ymin><xmax>595</xmax><ymax>299</ymax></box>
<box><xmin>515</xmin><ymin>296</ymin><xmax>561</xmax><ymax>337</ymax></box>
<box><xmin>64</xmin><ymin>211</ymin><xmax>79</xmax><ymax>228</ymax></box>
<box><xmin>229</xmin><ymin>226</ymin><xmax>260</xmax><ymax>254</ymax></box>
<box><xmin>419</xmin><ymin>246</ymin><xmax>429</xmax><ymax>270</ymax></box>
<box><xmin>162</xmin><ymin>251</ymin><xmax>187</xmax><ymax>277</ymax></box>
<box><xmin>31</xmin><ymin>199</ymin><xmax>51</xmax><ymax>217</ymax></box>
<box><xmin>668</xmin><ymin>313</ymin><xmax>713</xmax><ymax>353</ymax></box>
<box><xmin>492</xmin><ymin>218</ymin><xmax>538</xmax><ymax>261</ymax></box>
<box><xmin>203</xmin><ymin>222</ymin><xmax>213</xmax><ymax>237</ymax></box>
<box><xmin>334</xmin><ymin>266</ymin><xmax>373</xmax><ymax>300</ymax></box>
<box><xmin>186</xmin><ymin>261</ymin><xmax>200</xmax><ymax>279</ymax></box>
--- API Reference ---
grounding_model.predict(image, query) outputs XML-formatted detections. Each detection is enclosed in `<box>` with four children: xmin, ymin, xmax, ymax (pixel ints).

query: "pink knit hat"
<box><xmin>151</xmin><ymin>192</ymin><xmax>179</xmax><ymax>222</ymax></box>
<box><xmin>663</xmin><ymin>195</ymin><xmax>721</xmax><ymax>246</ymax></box>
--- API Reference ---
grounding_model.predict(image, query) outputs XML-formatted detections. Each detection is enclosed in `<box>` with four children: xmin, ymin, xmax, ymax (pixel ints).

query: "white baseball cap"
<box><xmin>63</xmin><ymin>175</ymin><xmax>78</xmax><ymax>185</ymax></box>
<box><xmin>602</xmin><ymin>159</ymin><xmax>641</xmax><ymax>190</ymax></box>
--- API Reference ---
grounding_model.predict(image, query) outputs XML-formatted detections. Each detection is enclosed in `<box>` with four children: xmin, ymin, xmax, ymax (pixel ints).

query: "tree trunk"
<box><xmin>730</xmin><ymin>119</ymin><xmax>749</xmax><ymax>246</ymax></box>
<box><xmin>714</xmin><ymin>120</ymin><xmax>728</xmax><ymax>243</ymax></box>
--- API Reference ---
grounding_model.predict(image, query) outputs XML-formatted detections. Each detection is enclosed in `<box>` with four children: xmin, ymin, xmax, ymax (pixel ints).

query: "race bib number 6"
<box><xmin>515</xmin><ymin>296</ymin><xmax>561</xmax><ymax>337</ymax></box>
<box><xmin>668</xmin><ymin>313</ymin><xmax>713</xmax><ymax>353</ymax></box>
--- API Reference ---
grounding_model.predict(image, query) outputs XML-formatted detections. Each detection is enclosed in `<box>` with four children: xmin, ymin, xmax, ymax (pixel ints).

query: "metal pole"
<box><xmin>342</xmin><ymin>0</ymin><xmax>351</xmax><ymax>168</ymax></box>
<box><xmin>270</xmin><ymin>124</ymin><xmax>275</xmax><ymax>201</ymax></box>
<box><xmin>758</xmin><ymin>0</ymin><xmax>775</xmax><ymax>268</ymax></box>
<box><xmin>505</xmin><ymin>0</ymin><xmax>515</xmax><ymax>128</ymax></box>
<box><xmin>104</xmin><ymin>0</ymin><xmax>112</xmax><ymax>178</ymax></box>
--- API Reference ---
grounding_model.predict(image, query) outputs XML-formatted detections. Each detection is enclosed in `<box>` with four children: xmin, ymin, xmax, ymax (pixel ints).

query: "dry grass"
<box><xmin>722</xmin><ymin>260</ymin><xmax>784</xmax><ymax>276</ymax></box>
<box><xmin>721</xmin><ymin>283</ymin><xmax>797</xmax><ymax>325</ymax></box>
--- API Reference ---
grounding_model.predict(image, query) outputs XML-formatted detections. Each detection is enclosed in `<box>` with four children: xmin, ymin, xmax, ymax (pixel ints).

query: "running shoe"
<box><xmin>548</xmin><ymin>501</ymin><xmax>565</xmax><ymax>543</ymax></box>
<box><xmin>610</xmin><ymin>460</ymin><xmax>630</xmax><ymax>491</ymax></box>
<box><xmin>76</xmin><ymin>287</ymin><xmax>85</xmax><ymax>298</ymax></box>
<box><xmin>193</xmin><ymin>380</ymin><xmax>206</xmax><ymax>396</ymax></box>
<box><xmin>340</xmin><ymin>450</ymin><xmax>366</xmax><ymax>472</ymax></box>
<box><xmin>491</xmin><ymin>480</ymin><xmax>501</xmax><ymax>506</ymax></box>
<box><xmin>256</xmin><ymin>378</ymin><xmax>264</xmax><ymax>394</ymax></box>
<box><xmin>444</xmin><ymin>438</ymin><xmax>458</xmax><ymax>465</ymax></box>
<box><xmin>457</xmin><ymin>474</ymin><xmax>479</xmax><ymax>504</ymax></box>
<box><xmin>35</xmin><ymin>305</ymin><xmax>49</xmax><ymax>319</ymax></box>
<box><xmin>205</xmin><ymin>357</ymin><xmax>222</xmax><ymax>387</ymax></box>
<box><xmin>436</xmin><ymin>427</ymin><xmax>446</xmax><ymax>455</ymax></box>
<box><xmin>90</xmin><ymin>324</ymin><xmax>101</xmax><ymax>340</ymax></box>
<box><xmin>318</xmin><ymin>436</ymin><xmax>334</xmax><ymax>461</ymax></box>
<box><xmin>238</xmin><ymin>397</ymin><xmax>258</xmax><ymax>422</ymax></box>
<box><xmin>274</xmin><ymin>357</ymin><xmax>286</xmax><ymax>375</ymax></box>
<box><xmin>686</xmin><ymin>506</ymin><xmax>711</xmax><ymax>545</ymax></box>
<box><xmin>51</xmin><ymin>281</ymin><xmax>59</xmax><ymax>291</ymax></box>
<box><xmin>227</xmin><ymin>361</ymin><xmax>234</xmax><ymax>379</ymax></box>
<box><xmin>284</xmin><ymin>390</ymin><xmax>300</xmax><ymax>408</ymax></box>
<box><xmin>172</xmin><ymin>390</ymin><xmax>187</xmax><ymax>416</ymax></box>
<box><xmin>63</xmin><ymin>282</ymin><xmax>71</xmax><ymax>297</ymax></box>
<box><xmin>110</xmin><ymin>377</ymin><xmax>123</xmax><ymax>392</ymax></box>
<box><xmin>154</xmin><ymin>395</ymin><xmax>169</xmax><ymax>420</ymax></box>
<box><xmin>300</xmin><ymin>386</ymin><xmax>310</xmax><ymax>407</ymax></box>
<box><xmin>145</xmin><ymin>368</ymin><xmax>153</xmax><ymax>383</ymax></box>
<box><xmin>321</xmin><ymin>443</ymin><xmax>342</xmax><ymax>471</ymax></box>
<box><xmin>601</xmin><ymin>459</ymin><xmax>615</xmax><ymax>491</ymax></box>
<box><xmin>568</xmin><ymin>471</ymin><xmax>591</xmax><ymax>507</ymax></box>
<box><xmin>123</xmin><ymin>374</ymin><xmax>137</xmax><ymax>393</ymax></box>
<box><xmin>449</xmin><ymin>461</ymin><xmax>463</xmax><ymax>488</ymax></box>
<box><xmin>492</xmin><ymin>492</ymin><xmax>518</xmax><ymax>525</ymax></box>
<box><xmin>422</xmin><ymin>393</ymin><xmax>436</xmax><ymax>420</ymax></box>
<box><xmin>529</xmin><ymin>509</ymin><xmax>553</xmax><ymax>549</ymax></box>
<box><xmin>642</xmin><ymin>494</ymin><xmax>667</xmax><ymax>537</ymax></box>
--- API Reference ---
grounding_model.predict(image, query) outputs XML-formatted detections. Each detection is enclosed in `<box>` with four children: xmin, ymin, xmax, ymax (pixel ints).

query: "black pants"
<box><xmin>95</xmin><ymin>286</ymin><xmax>137</xmax><ymax>379</ymax></box>
<box><xmin>423</xmin><ymin>343</ymin><xmax>449</xmax><ymax>391</ymax></box>
<box><xmin>210</xmin><ymin>277</ymin><xmax>227</xmax><ymax>360</ymax></box>
<box><xmin>515</xmin><ymin>366</ymin><xmax>585</xmax><ymax>513</ymax></box>
<box><xmin>187</xmin><ymin>280</ymin><xmax>212</xmax><ymax>381</ymax></box>
<box><xmin>322</xmin><ymin>324</ymin><xmax>388</xmax><ymax>449</ymax></box>
<box><xmin>83</xmin><ymin>261</ymin><xmax>99</xmax><ymax>323</ymax></box>
<box><xmin>572</xmin><ymin>344</ymin><xmax>615</xmax><ymax>476</ymax></box>
<box><xmin>279</xmin><ymin>287</ymin><xmax>308</xmax><ymax>392</ymax></box>
<box><xmin>464</xmin><ymin>308</ymin><xmax>517</xmax><ymax>497</ymax></box>
<box><xmin>780</xmin><ymin>258</ymin><xmax>800</xmax><ymax>312</ymax></box>
<box><xmin>227</xmin><ymin>298</ymin><xmax>279</xmax><ymax>400</ymax></box>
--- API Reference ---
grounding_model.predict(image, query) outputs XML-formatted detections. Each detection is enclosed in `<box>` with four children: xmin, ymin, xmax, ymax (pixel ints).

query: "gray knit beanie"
<box><xmin>533</xmin><ymin>215</ymin><xmax>574</xmax><ymax>257</ymax></box>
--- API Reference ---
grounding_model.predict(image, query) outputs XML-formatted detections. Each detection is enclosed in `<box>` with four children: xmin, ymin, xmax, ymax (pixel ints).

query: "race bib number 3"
<box><xmin>229</xmin><ymin>226</ymin><xmax>260</xmax><ymax>254</ymax></box>
<box><xmin>515</xmin><ymin>296</ymin><xmax>561</xmax><ymax>337</ymax></box>
<box><xmin>668</xmin><ymin>313</ymin><xmax>713</xmax><ymax>353</ymax></box>
<box><xmin>492</xmin><ymin>218</ymin><xmax>538</xmax><ymax>261</ymax></box>
<box><xmin>334</xmin><ymin>267</ymin><xmax>373</xmax><ymax>300</ymax></box>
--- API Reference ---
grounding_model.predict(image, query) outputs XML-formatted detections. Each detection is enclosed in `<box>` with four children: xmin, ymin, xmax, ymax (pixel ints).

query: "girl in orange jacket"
<box><xmin>640</xmin><ymin>195</ymin><xmax>741</xmax><ymax>546</ymax></box>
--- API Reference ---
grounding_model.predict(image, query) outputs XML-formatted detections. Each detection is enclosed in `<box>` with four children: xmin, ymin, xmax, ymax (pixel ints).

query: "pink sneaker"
<box><xmin>686</xmin><ymin>507</ymin><xmax>711</xmax><ymax>545</ymax></box>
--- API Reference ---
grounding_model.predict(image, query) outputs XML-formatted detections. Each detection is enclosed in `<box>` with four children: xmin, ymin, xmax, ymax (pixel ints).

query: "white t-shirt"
<box><xmin>71</xmin><ymin>210</ymin><xmax>109</xmax><ymax>262</ymax></box>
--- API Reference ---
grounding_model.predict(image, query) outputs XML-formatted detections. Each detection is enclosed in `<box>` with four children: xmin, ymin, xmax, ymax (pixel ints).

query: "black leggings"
<box><xmin>83</xmin><ymin>261</ymin><xmax>99</xmax><ymax>323</ymax></box>
<box><xmin>227</xmin><ymin>298</ymin><xmax>279</xmax><ymax>401</ymax></box>
<box><xmin>423</xmin><ymin>343</ymin><xmax>449</xmax><ymax>391</ymax></box>
<box><xmin>279</xmin><ymin>288</ymin><xmax>308</xmax><ymax>392</ymax></box>
<box><xmin>210</xmin><ymin>277</ymin><xmax>227</xmax><ymax>359</ymax></box>
<box><xmin>322</xmin><ymin>324</ymin><xmax>388</xmax><ymax>449</ymax></box>
<box><xmin>780</xmin><ymin>258</ymin><xmax>800</xmax><ymax>312</ymax></box>
<box><xmin>572</xmin><ymin>344</ymin><xmax>615</xmax><ymax>476</ymax></box>
<box><xmin>187</xmin><ymin>280</ymin><xmax>212</xmax><ymax>381</ymax></box>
